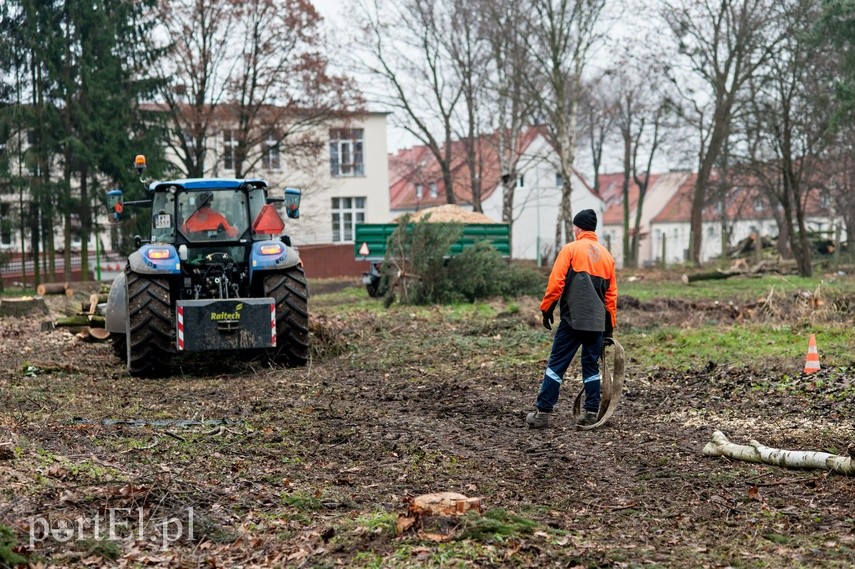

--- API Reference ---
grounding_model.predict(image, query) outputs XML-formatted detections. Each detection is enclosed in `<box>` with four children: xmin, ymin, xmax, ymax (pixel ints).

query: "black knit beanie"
<box><xmin>572</xmin><ymin>209</ymin><xmax>597</xmax><ymax>231</ymax></box>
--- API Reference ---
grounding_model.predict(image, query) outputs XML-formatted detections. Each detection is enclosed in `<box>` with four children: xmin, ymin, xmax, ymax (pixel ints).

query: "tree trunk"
<box><xmin>704</xmin><ymin>431</ymin><xmax>854</xmax><ymax>475</ymax></box>
<box><xmin>80</xmin><ymin>168</ymin><xmax>90</xmax><ymax>282</ymax></box>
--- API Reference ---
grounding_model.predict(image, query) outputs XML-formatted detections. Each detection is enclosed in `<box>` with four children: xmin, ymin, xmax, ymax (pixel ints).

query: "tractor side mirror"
<box><xmin>106</xmin><ymin>189</ymin><xmax>124</xmax><ymax>224</ymax></box>
<box><xmin>283</xmin><ymin>187</ymin><xmax>301</xmax><ymax>219</ymax></box>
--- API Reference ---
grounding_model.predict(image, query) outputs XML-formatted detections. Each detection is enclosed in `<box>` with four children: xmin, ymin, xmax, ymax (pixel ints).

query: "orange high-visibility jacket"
<box><xmin>183</xmin><ymin>207</ymin><xmax>238</xmax><ymax>238</ymax></box>
<box><xmin>540</xmin><ymin>230</ymin><xmax>617</xmax><ymax>332</ymax></box>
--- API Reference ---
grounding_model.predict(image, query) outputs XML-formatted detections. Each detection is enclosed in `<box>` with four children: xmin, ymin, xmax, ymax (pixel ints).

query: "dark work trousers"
<box><xmin>535</xmin><ymin>319</ymin><xmax>604</xmax><ymax>413</ymax></box>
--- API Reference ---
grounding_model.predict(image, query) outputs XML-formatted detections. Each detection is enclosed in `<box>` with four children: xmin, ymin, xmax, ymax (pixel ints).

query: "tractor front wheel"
<box><xmin>126</xmin><ymin>271</ymin><xmax>173</xmax><ymax>376</ymax></box>
<box><xmin>264</xmin><ymin>267</ymin><xmax>309</xmax><ymax>366</ymax></box>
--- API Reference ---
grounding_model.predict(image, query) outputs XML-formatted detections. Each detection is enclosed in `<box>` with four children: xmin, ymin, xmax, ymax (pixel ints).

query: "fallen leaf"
<box><xmin>748</xmin><ymin>486</ymin><xmax>762</xmax><ymax>501</ymax></box>
<box><xmin>418</xmin><ymin>532</ymin><xmax>454</xmax><ymax>542</ymax></box>
<box><xmin>396</xmin><ymin>515</ymin><xmax>417</xmax><ymax>536</ymax></box>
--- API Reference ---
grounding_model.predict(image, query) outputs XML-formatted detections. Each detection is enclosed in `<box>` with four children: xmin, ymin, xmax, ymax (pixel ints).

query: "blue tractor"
<box><xmin>104</xmin><ymin>156</ymin><xmax>308</xmax><ymax>376</ymax></box>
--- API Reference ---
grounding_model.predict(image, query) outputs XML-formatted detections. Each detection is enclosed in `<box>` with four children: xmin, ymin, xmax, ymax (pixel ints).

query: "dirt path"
<box><xmin>1</xmin><ymin>285</ymin><xmax>853</xmax><ymax>567</ymax></box>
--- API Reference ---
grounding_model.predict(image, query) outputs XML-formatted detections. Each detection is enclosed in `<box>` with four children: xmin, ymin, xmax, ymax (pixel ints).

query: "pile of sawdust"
<box><xmin>396</xmin><ymin>205</ymin><xmax>498</xmax><ymax>224</ymax></box>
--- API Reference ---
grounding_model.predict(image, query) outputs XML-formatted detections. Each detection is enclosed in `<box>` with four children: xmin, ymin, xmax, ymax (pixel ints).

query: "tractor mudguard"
<box><xmin>176</xmin><ymin>298</ymin><xmax>276</xmax><ymax>351</ymax></box>
<box><xmin>249</xmin><ymin>240</ymin><xmax>301</xmax><ymax>283</ymax></box>
<box><xmin>104</xmin><ymin>271</ymin><xmax>127</xmax><ymax>334</ymax></box>
<box><xmin>128</xmin><ymin>244</ymin><xmax>182</xmax><ymax>275</ymax></box>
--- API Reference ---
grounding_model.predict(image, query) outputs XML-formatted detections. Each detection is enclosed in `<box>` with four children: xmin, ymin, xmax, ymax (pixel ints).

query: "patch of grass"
<box><xmin>457</xmin><ymin>509</ymin><xmax>538</xmax><ymax>542</ymax></box>
<box><xmin>622</xmin><ymin>324</ymin><xmax>855</xmax><ymax>370</ymax></box>
<box><xmin>621</xmin><ymin>274</ymin><xmax>855</xmax><ymax>302</ymax></box>
<box><xmin>281</xmin><ymin>490</ymin><xmax>323</xmax><ymax>512</ymax></box>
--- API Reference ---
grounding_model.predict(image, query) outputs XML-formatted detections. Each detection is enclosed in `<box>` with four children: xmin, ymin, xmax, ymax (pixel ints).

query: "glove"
<box><xmin>542</xmin><ymin>311</ymin><xmax>554</xmax><ymax>330</ymax></box>
<box><xmin>542</xmin><ymin>302</ymin><xmax>557</xmax><ymax>330</ymax></box>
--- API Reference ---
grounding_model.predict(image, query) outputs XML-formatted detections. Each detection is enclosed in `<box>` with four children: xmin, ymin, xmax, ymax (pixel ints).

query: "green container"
<box><xmin>354</xmin><ymin>223</ymin><xmax>511</xmax><ymax>261</ymax></box>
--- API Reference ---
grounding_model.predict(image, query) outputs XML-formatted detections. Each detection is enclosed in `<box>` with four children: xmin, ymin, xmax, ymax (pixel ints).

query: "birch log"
<box><xmin>703</xmin><ymin>431</ymin><xmax>854</xmax><ymax>475</ymax></box>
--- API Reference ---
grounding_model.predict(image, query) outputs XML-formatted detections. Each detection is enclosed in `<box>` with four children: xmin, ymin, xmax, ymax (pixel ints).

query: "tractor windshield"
<box><xmin>177</xmin><ymin>190</ymin><xmax>249</xmax><ymax>242</ymax></box>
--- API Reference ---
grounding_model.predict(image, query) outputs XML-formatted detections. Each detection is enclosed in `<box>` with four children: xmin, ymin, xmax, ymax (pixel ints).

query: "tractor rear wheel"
<box><xmin>264</xmin><ymin>267</ymin><xmax>309</xmax><ymax>366</ymax></box>
<box><xmin>126</xmin><ymin>271</ymin><xmax>173</xmax><ymax>376</ymax></box>
<box><xmin>111</xmin><ymin>333</ymin><xmax>126</xmax><ymax>360</ymax></box>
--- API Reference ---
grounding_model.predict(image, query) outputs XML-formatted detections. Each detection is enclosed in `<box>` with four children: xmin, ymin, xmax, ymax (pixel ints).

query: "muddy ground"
<box><xmin>1</xmin><ymin>278</ymin><xmax>854</xmax><ymax>568</ymax></box>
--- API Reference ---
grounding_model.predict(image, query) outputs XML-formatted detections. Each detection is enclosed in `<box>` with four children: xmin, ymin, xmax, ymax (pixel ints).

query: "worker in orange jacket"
<box><xmin>182</xmin><ymin>191</ymin><xmax>238</xmax><ymax>238</ymax></box>
<box><xmin>526</xmin><ymin>209</ymin><xmax>617</xmax><ymax>428</ymax></box>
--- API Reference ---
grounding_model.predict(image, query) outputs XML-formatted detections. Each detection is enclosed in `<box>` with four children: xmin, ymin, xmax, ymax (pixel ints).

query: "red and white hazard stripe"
<box><xmin>270</xmin><ymin>303</ymin><xmax>277</xmax><ymax>347</ymax></box>
<box><xmin>177</xmin><ymin>306</ymin><xmax>185</xmax><ymax>350</ymax></box>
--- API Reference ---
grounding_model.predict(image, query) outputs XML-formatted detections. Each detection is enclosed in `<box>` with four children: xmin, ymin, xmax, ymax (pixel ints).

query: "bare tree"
<box><xmin>664</xmin><ymin>0</ymin><xmax>783</xmax><ymax>265</ymax></box>
<box><xmin>157</xmin><ymin>0</ymin><xmax>236</xmax><ymax>177</ymax></box>
<box><xmin>578</xmin><ymin>74</ymin><xmax>616</xmax><ymax>197</ymax></box>
<box><xmin>227</xmin><ymin>0</ymin><xmax>359</xmax><ymax>179</ymax></box>
<box><xmin>480</xmin><ymin>0</ymin><xmax>537</xmax><ymax>246</ymax></box>
<box><xmin>447</xmin><ymin>0</ymin><xmax>491</xmax><ymax>212</ymax></box>
<box><xmin>159</xmin><ymin>0</ymin><xmax>356</xmax><ymax>181</ymax></box>
<box><xmin>524</xmin><ymin>0</ymin><xmax>606</xmax><ymax>253</ymax></box>
<box><xmin>607</xmin><ymin>58</ymin><xmax>671</xmax><ymax>268</ymax></box>
<box><xmin>357</xmin><ymin>0</ymin><xmax>464</xmax><ymax>205</ymax></box>
<box><xmin>739</xmin><ymin>0</ymin><xmax>833</xmax><ymax>276</ymax></box>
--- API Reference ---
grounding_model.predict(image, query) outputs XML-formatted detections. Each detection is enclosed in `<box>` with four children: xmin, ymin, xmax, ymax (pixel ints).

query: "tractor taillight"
<box><xmin>146</xmin><ymin>248</ymin><xmax>172</xmax><ymax>260</ymax></box>
<box><xmin>259</xmin><ymin>244</ymin><xmax>284</xmax><ymax>256</ymax></box>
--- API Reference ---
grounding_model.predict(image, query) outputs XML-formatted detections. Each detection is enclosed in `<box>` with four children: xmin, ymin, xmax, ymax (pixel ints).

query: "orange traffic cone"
<box><xmin>803</xmin><ymin>334</ymin><xmax>820</xmax><ymax>374</ymax></box>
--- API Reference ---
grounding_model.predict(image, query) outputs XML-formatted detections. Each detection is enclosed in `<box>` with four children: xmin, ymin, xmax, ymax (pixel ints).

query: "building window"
<box><xmin>223</xmin><ymin>130</ymin><xmax>237</xmax><ymax>170</ymax></box>
<box><xmin>820</xmin><ymin>193</ymin><xmax>830</xmax><ymax>208</ymax></box>
<box><xmin>329</xmin><ymin>128</ymin><xmax>364</xmax><ymax>177</ymax></box>
<box><xmin>262</xmin><ymin>132</ymin><xmax>280</xmax><ymax>171</ymax></box>
<box><xmin>753</xmin><ymin>198</ymin><xmax>763</xmax><ymax>211</ymax></box>
<box><xmin>183</xmin><ymin>130</ymin><xmax>195</xmax><ymax>151</ymax></box>
<box><xmin>331</xmin><ymin>197</ymin><xmax>365</xmax><ymax>242</ymax></box>
<box><xmin>429</xmin><ymin>182</ymin><xmax>438</xmax><ymax>199</ymax></box>
<box><xmin>415</xmin><ymin>184</ymin><xmax>424</xmax><ymax>200</ymax></box>
<box><xmin>517</xmin><ymin>175</ymin><xmax>525</xmax><ymax>188</ymax></box>
<box><xmin>555</xmin><ymin>173</ymin><xmax>563</xmax><ymax>187</ymax></box>
<box><xmin>0</xmin><ymin>203</ymin><xmax>11</xmax><ymax>246</ymax></box>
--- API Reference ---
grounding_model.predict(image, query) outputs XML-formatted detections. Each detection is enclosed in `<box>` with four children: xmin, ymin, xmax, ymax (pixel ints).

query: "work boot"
<box><xmin>526</xmin><ymin>409</ymin><xmax>551</xmax><ymax>429</ymax></box>
<box><xmin>576</xmin><ymin>411</ymin><xmax>599</xmax><ymax>427</ymax></box>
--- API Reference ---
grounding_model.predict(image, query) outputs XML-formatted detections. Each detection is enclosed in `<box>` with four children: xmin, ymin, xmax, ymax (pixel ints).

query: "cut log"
<box><xmin>89</xmin><ymin>293</ymin><xmax>109</xmax><ymax>306</ymax></box>
<box><xmin>0</xmin><ymin>297</ymin><xmax>50</xmax><ymax>318</ymax></box>
<box><xmin>86</xmin><ymin>327</ymin><xmax>110</xmax><ymax>341</ymax></box>
<box><xmin>703</xmin><ymin>431</ymin><xmax>854</xmax><ymax>475</ymax></box>
<box><xmin>37</xmin><ymin>282</ymin><xmax>74</xmax><ymax>297</ymax></box>
<box><xmin>682</xmin><ymin>270</ymin><xmax>742</xmax><ymax>284</ymax></box>
<box><xmin>54</xmin><ymin>315</ymin><xmax>105</xmax><ymax>328</ymax></box>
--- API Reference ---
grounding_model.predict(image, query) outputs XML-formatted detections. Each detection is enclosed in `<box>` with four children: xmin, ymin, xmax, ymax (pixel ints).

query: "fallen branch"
<box><xmin>703</xmin><ymin>431</ymin><xmax>854</xmax><ymax>475</ymax></box>
<box><xmin>55</xmin><ymin>315</ymin><xmax>105</xmax><ymax>328</ymax></box>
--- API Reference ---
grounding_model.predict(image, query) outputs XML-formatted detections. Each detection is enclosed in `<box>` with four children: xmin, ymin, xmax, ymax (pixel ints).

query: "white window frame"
<box><xmin>331</xmin><ymin>197</ymin><xmax>366</xmax><ymax>243</ymax></box>
<box><xmin>329</xmin><ymin>129</ymin><xmax>365</xmax><ymax>177</ymax></box>
<box><xmin>262</xmin><ymin>133</ymin><xmax>280</xmax><ymax>171</ymax></box>
<box><xmin>223</xmin><ymin>129</ymin><xmax>237</xmax><ymax>171</ymax></box>
<box><xmin>415</xmin><ymin>184</ymin><xmax>424</xmax><ymax>200</ymax></box>
<box><xmin>429</xmin><ymin>182</ymin><xmax>438</xmax><ymax>199</ymax></box>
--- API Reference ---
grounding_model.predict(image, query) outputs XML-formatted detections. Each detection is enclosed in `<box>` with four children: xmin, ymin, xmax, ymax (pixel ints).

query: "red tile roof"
<box><xmin>389</xmin><ymin>127</ymin><xmax>596</xmax><ymax>211</ymax></box>
<box><xmin>599</xmin><ymin>172</ymin><xmax>664</xmax><ymax>225</ymax></box>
